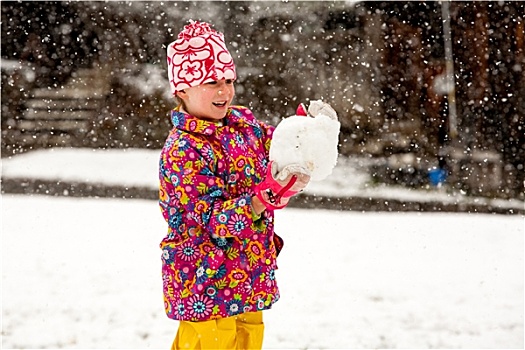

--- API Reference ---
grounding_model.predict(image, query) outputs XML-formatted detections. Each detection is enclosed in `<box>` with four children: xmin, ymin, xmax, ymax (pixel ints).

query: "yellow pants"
<box><xmin>171</xmin><ymin>312</ymin><xmax>264</xmax><ymax>350</ymax></box>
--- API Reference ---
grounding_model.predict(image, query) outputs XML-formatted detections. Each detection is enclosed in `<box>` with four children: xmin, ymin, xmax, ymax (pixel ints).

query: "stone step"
<box><xmin>25</xmin><ymin>98</ymin><xmax>102</xmax><ymax>110</ymax></box>
<box><xmin>30</xmin><ymin>68</ymin><xmax>110</xmax><ymax>99</ymax></box>
<box><xmin>67</xmin><ymin>68</ymin><xmax>111</xmax><ymax>89</ymax></box>
<box><xmin>32</xmin><ymin>88</ymin><xmax>107</xmax><ymax>99</ymax></box>
<box><xmin>18</xmin><ymin>67</ymin><xmax>108</xmax><ymax>137</ymax></box>
<box><xmin>24</xmin><ymin>108</ymin><xmax>95</xmax><ymax>120</ymax></box>
<box><xmin>18</xmin><ymin>119</ymin><xmax>90</xmax><ymax>132</ymax></box>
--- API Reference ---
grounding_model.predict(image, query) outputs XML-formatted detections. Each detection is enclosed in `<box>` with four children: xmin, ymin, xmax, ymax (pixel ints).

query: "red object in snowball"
<box><xmin>296</xmin><ymin>103</ymin><xmax>308</xmax><ymax>116</ymax></box>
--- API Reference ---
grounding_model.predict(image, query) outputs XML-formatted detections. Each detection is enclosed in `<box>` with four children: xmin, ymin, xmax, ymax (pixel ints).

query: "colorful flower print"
<box><xmin>160</xmin><ymin>106</ymin><xmax>280</xmax><ymax>322</ymax></box>
<box><xmin>169</xmin><ymin>174</ymin><xmax>180</xmax><ymax>186</ymax></box>
<box><xmin>164</xmin><ymin>298</ymin><xmax>172</xmax><ymax>315</ymax></box>
<box><xmin>218</xmin><ymin>212</ymin><xmax>229</xmax><ymax>224</ymax></box>
<box><xmin>199</xmin><ymin>241</ymin><xmax>214</xmax><ymax>255</ymax></box>
<box><xmin>227</xmin><ymin>213</ymin><xmax>248</xmax><ymax>233</ymax></box>
<box><xmin>228</xmin><ymin>268</ymin><xmax>248</xmax><ymax>284</ymax></box>
<box><xmin>195</xmin><ymin>265</ymin><xmax>208</xmax><ymax>285</ymax></box>
<box><xmin>178</xmin><ymin>139</ymin><xmax>191</xmax><ymax>152</ymax></box>
<box><xmin>168</xmin><ymin>210</ymin><xmax>182</xmax><ymax>229</ymax></box>
<box><xmin>226</xmin><ymin>299</ymin><xmax>243</xmax><ymax>316</ymax></box>
<box><xmin>235</xmin><ymin>155</ymin><xmax>248</xmax><ymax>170</ymax></box>
<box><xmin>210</xmin><ymin>189</ymin><xmax>223</xmax><ymax>198</ymax></box>
<box><xmin>162</xmin><ymin>248</ymin><xmax>175</xmax><ymax>264</ymax></box>
<box><xmin>159</xmin><ymin>187</ymin><xmax>168</xmax><ymax>202</ymax></box>
<box><xmin>176</xmin><ymin>242</ymin><xmax>199</xmax><ymax>262</ymax></box>
<box><xmin>170</xmin><ymin>113</ymin><xmax>181</xmax><ymax>129</ymax></box>
<box><xmin>205</xmin><ymin>285</ymin><xmax>218</xmax><ymax>298</ymax></box>
<box><xmin>176</xmin><ymin>302</ymin><xmax>185</xmax><ymax>317</ymax></box>
<box><xmin>257</xmin><ymin>152</ymin><xmax>268</xmax><ymax>169</ymax></box>
<box><xmin>186</xmin><ymin>294</ymin><xmax>214</xmax><ymax>320</ymax></box>
<box><xmin>195</xmin><ymin>201</ymin><xmax>209</xmax><ymax>213</ymax></box>
<box><xmin>265</xmin><ymin>269</ymin><xmax>276</xmax><ymax>287</ymax></box>
<box><xmin>228</xmin><ymin>173</ymin><xmax>238</xmax><ymax>184</ymax></box>
<box><xmin>256</xmin><ymin>299</ymin><xmax>265</xmax><ymax>310</ymax></box>
<box><xmin>243</xmin><ymin>305</ymin><xmax>253</xmax><ymax>313</ymax></box>
<box><xmin>244</xmin><ymin>165</ymin><xmax>254</xmax><ymax>177</ymax></box>
<box><xmin>200</xmin><ymin>143</ymin><xmax>215</xmax><ymax>163</ymax></box>
<box><xmin>234</xmin><ymin>133</ymin><xmax>248</xmax><ymax>151</ymax></box>
<box><xmin>238</xmin><ymin>198</ymin><xmax>247</xmax><ymax>207</ymax></box>
<box><xmin>212</xmin><ymin>236</ymin><xmax>231</xmax><ymax>249</ymax></box>
<box><xmin>246</xmin><ymin>241</ymin><xmax>264</xmax><ymax>266</ymax></box>
<box><xmin>214</xmin><ymin>264</ymin><xmax>227</xmax><ymax>279</ymax></box>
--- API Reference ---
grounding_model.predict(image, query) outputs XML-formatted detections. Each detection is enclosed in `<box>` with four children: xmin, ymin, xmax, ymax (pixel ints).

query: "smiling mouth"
<box><xmin>213</xmin><ymin>102</ymin><xmax>227</xmax><ymax>107</ymax></box>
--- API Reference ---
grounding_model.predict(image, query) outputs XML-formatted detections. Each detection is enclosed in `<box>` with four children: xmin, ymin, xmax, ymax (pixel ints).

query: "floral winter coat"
<box><xmin>159</xmin><ymin>105</ymin><xmax>282</xmax><ymax>322</ymax></box>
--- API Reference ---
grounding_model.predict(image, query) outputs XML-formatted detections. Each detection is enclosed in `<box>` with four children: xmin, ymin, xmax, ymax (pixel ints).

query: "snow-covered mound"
<box><xmin>270</xmin><ymin>100</ymin><xmax>341</xmax><ymax>181</ymax></box>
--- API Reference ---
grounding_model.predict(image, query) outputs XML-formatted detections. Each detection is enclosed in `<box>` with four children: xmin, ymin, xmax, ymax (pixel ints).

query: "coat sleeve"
<box><xmin>258</xmin><ymin>120</ymin><xmax>275</xmax><ymax>156</ymax></box>
<box><xmin>159</xmin><ymin>134</ymin><xmax>263</xmax><ymax>241</ymax></box>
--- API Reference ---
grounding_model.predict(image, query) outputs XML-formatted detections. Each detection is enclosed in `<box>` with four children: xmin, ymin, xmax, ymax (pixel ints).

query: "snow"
<box><xmin>121</xmin><ymin>64</ymin><xmax>173</xmax><ymax>100</ymax></box>
<box><xmin>1</xmin><ymin>59</ymin><xmax>36</xmax><ymax>82</ymax></box>
<box><xmin>270</xmin><ymin>100</ymin><xmax>341</xmax><ymax>181</ymax></box>
<box><xmin>270</xmin><ymin>114</ymin><xmax>340</xmax><ymax>181</ymax></box>
<box><xmin>2</xmin><ymin>195</ymin><xmax>523</xmax><ymax>348</ymax></box>
<box><xmin>2</xmin><ymin>147</ymin><xmax>524</xmax><ymax>211</ymax></box>
<box><xmin>1</xmin><ymin>147</ymin><xmax>524</xmax><ymax>348</ymax></box>
<box><xmin>1</xmin><ymin>148</ymin><xmax>161</xmax><ymax>189</ymax></box>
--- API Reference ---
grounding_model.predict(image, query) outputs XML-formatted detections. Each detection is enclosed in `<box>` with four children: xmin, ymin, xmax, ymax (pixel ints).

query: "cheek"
<box><xmin>199</xmin><ymin>91</ymin><xmax>214</xmax><ymax>104</ymax></box>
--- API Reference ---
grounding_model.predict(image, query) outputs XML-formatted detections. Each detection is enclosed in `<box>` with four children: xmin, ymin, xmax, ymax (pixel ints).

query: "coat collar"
<box><xmin>171</xmin><ymin>106</ymin><xmax>255</xmax><ymax>135</ymax></box>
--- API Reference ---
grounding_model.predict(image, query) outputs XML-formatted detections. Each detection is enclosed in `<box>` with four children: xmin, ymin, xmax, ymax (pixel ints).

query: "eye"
<box><xmin>206</xmin><ymin>81</ymin><xmax>218</xmax><ymax>85</ymax></box>
<box><xmin>225</xmin><ymin>79</ymin><xmax>234</xmax><ymax>85</ymax></box>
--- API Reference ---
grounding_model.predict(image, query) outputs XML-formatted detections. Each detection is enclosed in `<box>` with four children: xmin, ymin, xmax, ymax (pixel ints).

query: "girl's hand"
<box><xmin>276</xmin><ymin>167</ymin><xmax>310</xmax><ymax>193</ymax></box>
<box><xmin>254</xmin><ymin>161</ymin><xmax>310</xmax><ymax>210</ymax></box>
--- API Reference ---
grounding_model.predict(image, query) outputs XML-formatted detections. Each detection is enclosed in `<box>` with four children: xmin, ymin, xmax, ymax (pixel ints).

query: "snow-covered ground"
<box><xmin>2</xmin><ymin>147</ymin><xmax>524</xmax><ymax>210</ymax></box>
<box><xmin>2</xmin><ymin>195</ymin><xmax>523</xmax><ymax>348</ymax></box>
<box><xmin>1</xmin><ymin>148</ymin><xmax>524</xmax><ymax>348</ymax></box>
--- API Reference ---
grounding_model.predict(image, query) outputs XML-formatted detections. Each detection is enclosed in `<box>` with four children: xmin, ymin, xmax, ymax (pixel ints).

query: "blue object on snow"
<box><xmin>428</xmin><ymin>168</ymin><xmax>447</xmax><ymax>186</ymax></box>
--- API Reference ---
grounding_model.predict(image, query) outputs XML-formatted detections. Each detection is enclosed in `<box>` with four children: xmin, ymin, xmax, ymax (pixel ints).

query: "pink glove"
<box><xmin>254</xmin><ymin>161</ymin><xmax>309</xmax><ymax>210</ymax></box>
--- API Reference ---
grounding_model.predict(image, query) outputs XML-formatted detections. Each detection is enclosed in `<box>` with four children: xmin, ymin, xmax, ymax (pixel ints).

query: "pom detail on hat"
<box><xmin>167</xmin><ymin>20</ymin><xmax>236</xmax><ymax>94</ymax></box>
<box><xmin>178</xmin><ymin>21</ymin><xmax>214</xmax><ymax>39</ymax></box>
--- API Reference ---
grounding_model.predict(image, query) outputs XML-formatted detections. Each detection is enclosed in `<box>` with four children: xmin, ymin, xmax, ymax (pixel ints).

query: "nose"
<box><xmin>218</xmin><ymin>90</ymin><xmax>223</xmax><ymax>95</ymax></box>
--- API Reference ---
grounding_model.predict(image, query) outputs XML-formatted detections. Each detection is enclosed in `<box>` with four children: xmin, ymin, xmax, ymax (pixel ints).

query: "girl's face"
<box><xmin>177</xmin><ymin>79</ymin><xmax>235</xmax><ymax>121</ymax></box>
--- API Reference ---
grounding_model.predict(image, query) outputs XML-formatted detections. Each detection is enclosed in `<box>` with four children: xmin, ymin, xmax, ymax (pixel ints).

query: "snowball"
<box><xmin>270</xmin><ymin>112</ymin><xmax>340</xmax><ymax>181</ymax></box>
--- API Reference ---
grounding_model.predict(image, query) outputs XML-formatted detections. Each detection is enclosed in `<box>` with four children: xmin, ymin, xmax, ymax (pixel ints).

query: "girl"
<box><xmin>159</xmin><ymin>21</ymin><xmax>309</xmax><ymax>349</ymax></box>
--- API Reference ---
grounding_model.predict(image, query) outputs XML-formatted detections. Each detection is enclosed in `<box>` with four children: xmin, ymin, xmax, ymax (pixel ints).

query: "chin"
<box><xmin>202</xmin><ymin>114</ymin><xmax>226</xmax><ymax>122</ymax></box>
<box><xmin>216</xmin><ymin>110</ymin><xmax>229</xmax><ymax>119</ymax></box>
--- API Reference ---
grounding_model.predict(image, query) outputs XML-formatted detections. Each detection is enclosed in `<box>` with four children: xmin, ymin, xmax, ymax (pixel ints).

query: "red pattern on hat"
<box><xmin>167</xmin><ymin>21</ymin><xmax>236</xmax><ymax>94</ymax></box>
